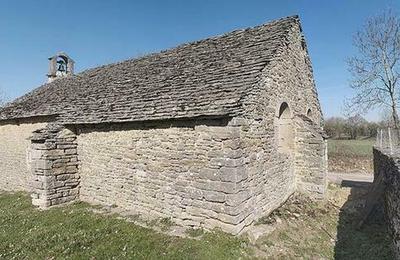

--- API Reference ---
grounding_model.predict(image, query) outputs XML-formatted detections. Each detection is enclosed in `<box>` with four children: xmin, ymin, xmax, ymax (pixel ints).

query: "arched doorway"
<box><xmin>277</xmin><ymin>102</ymin><xmax>294</xmax><ymax>154</ymax></box>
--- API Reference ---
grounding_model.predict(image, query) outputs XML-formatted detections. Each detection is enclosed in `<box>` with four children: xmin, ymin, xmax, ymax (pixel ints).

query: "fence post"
<box><xmin>376</xmin><ymin>130</ymin><xmax>379</xmax><ymax>147</ymax></box>
<box><xmin>389</xmin><ymin>127</ymin><xmax>393</xmax><ymax>154</ymax></box>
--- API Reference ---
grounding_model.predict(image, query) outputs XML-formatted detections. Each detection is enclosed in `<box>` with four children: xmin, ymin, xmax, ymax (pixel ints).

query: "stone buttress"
<box><xmin>30</xmin><ymin>124</ymin><xmax>79</xmax><ymax>208</ymax></box>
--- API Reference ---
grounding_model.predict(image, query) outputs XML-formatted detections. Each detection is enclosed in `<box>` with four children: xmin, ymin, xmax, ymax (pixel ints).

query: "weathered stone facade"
<box><xmin>0</xmin><ymin>16</ymin><xmax>327</xmax><ymax>234</ymax></box>
<box><xmin>373</xmin><ymin>148</ymin><xmax>400</xmax><ymax>258</ymax></box>
<box><xmin>295</xmin><ymin>115</ymin><xmax>327</xmax><ymax>198</ymax></box>
<box><xmin>238</xmin><ymin>18</ymin><xmax>327</xmax><ymax>213</ymax></box>
<box><xmin>76</xmin><ymin>119</ymin><xmax>251</xmax><ymax>233</ymax></box>
<box><xmin>0</xmin><ymin>119</ymin><xmax>47</xmax><ymax>191</ymax></box>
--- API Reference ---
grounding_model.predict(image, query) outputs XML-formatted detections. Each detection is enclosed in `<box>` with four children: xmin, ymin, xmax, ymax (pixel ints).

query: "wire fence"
<box><xmin>376</xmin><ymin>128</ymin><xmax>400</xmax><ymax>152</ymax></box>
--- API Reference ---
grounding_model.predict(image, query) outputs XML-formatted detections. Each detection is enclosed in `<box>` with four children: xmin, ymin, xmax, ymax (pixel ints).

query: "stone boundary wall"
<box><xmin>0</xmin><ymin>120</ymin><xmax>47</xmax><ymax>191</ymax></box>
<box><xmin>30</xmin><ymin>124</ymin><xmax>80</xmax><ymax>208</ymax></box>
<box><xmin>373</xmin><ymin>147</ymin><xmax>400</xmax><ymax>258</ymax></box>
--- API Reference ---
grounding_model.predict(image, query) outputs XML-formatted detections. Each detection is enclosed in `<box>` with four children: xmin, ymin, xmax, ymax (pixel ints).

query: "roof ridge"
<box><xmin>0</xmin><ymin>15</ymin><xmax>301</xmax><ymax>123</ymax></box>
<box><xmin>236</xmin><ymin>15</ymin><xmax>300</xmax><ymax>109</ymax></box>
<box><xmin>69</xmin><ymin>15</ymin><xmax>300</xmax><ymax>78</ymax></box>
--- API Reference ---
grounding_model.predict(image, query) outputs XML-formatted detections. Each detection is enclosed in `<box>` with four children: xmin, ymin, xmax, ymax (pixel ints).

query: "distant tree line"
<box><xmin>324</xmin><ymin>115</ymin><xmax>382</xmax><ymax>139</ymax></box>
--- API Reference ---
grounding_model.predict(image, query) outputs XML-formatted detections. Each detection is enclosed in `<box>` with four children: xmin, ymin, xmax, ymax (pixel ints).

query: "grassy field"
<box><xmin>0</xmin><ymin>186</ymin><xmax>392</xmax><ymax>259</ymax></box>
<box><xmin>328</xmin><ymin>138</ymin><xmax>375</xmax><ymax>173</ymax></box>
<box><xmin>328</xmin><ymin>138</ymin><xmax>375</xmax><ymax>157</ymax></box>
<box><xmin>0</xmin><ymin>192</ymin><xmax>248</xmax><ymax>259</ymax></box>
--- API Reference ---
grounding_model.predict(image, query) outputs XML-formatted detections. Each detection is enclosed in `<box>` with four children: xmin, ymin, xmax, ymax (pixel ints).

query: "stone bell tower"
<box><xmin>47</xmin><ymin>52</ymin><xmax>75</xmax><ymax>83</ymax></box>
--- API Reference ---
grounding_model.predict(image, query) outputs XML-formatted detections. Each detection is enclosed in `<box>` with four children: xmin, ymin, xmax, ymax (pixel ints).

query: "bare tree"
<box><xmin>345</xmin><ymin>114</ymin><xmax>369</xmax><ymax>139</ymax></box>
<box><xmin>346</xmin><ymin>10</ymin><xmax>400</xmax><ymax>129</ymax></box>
<box><xmin>325</xmin><ymin>117</ymin><xmax>347</xmax><ymax>138</ymax></box>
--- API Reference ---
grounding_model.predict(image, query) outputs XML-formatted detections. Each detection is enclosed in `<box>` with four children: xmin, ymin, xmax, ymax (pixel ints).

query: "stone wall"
<box><xmin>231</xmin><ymin>117</ymin><xmax>296</xmax><ymax>226</ymax></box>
<box><xmin>30</xmin><ymin>124</ymin><xmax>79</xmax><ymax>208</ymax></box>
<box><xmin>240</xmin><ymin>19</ymin><xmax>326</xmax><ymax>212</ymax></box>
<box><xmin>76</xmin><ymin>118</ymin><xmax>252</xmax><ymax>234</ymax></box>
<box><xmin>71</xmin><ymin>113</ymin><xmax>310</xmax><ymax>234</ymax></box>
<box><xmin>373</xmin><ymin>148</ymin><xmax>400</xmax><ymax>258</ymax></box>
<box><xmin>294</xmin><ymin>115</ymin><xmax>327</xmax><ymax>198</ymax></box>
<box><xmin>0</xmin><ymin>119</ymin><xmax>47</xmax><ymax>191</ymax></box>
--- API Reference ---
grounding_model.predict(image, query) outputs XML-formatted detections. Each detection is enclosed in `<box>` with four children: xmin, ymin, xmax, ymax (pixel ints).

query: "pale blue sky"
<box><xmin>0</xmin><ymin>0</ymin><xmax>399</xmax><ymax>120</ymax></box>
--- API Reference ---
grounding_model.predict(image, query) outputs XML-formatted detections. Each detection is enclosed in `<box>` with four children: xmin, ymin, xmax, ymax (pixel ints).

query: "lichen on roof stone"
<box><xmin>0</xmin><ymin>15</ymin><xmax>299</xmax><ymax>124</ymax></box>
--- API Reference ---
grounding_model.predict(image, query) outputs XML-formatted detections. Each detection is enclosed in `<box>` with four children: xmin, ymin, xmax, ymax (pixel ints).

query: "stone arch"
<box><xmin>277</xmin><ymin>102</ymin><xmax>294</xmax><ymax>154</ymax></box>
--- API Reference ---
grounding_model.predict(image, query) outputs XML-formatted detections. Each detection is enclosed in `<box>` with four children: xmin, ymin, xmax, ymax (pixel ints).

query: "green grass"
<box><xmin>328</xmin><ymin>139</ymin><xmax>375</xmax><ymax>173</ymax></box>
<box><xmin>0</xmin><ymin>188</ymin><xmax>392</xmax><ymax>259</ymax></box>
<box><xmin>186</xmin><ymin>228</ymin><xmax>205</xmax><ymax>238</ymax></box>
<box><xmin>328</xmin><ymin>138</ymin><xmax>375</xmax><ymax>157</ymax></box>
<box><xmin>0</xmin><ymin>192</ymin><xmax>249</xmax><ymax>259</ymax></box>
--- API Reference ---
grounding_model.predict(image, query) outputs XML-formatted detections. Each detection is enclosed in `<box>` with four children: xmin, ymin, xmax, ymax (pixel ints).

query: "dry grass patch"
<box><xmin>252</xmin><ymin>184</ymin><xmax>392</xmax><ymax>259</ymax></box>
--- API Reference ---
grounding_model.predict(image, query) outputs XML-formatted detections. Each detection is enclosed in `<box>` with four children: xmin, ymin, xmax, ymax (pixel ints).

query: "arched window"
<box><xmin>277</xmin><ymin>102</ymin><xmax>294</xmax><ymax>154</ymax></box>
<box><xmin>307</xmin><ymin>108</ymin><xmax>312</xmax><ymax>118</ymax></box>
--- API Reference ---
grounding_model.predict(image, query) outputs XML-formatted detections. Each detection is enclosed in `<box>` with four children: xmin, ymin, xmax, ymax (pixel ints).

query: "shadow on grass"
<box><xmin>334</xmin><ymin>182</ymin><xmax>393</xmax><ymax>259</ymax></box>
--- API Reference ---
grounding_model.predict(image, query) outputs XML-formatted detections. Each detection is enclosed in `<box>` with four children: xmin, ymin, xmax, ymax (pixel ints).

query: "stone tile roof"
<box><xmin>0</xmin><ymin>16</ymin><xmax>299</xmax><ymax>124</ymax></box>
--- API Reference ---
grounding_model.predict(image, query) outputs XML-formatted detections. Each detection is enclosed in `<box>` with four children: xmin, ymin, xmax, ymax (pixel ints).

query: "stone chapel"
<box><xmin>0</xmin><ymin>16</ymin><xmax>327</xmax><ymax>234</ymax></box>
